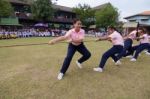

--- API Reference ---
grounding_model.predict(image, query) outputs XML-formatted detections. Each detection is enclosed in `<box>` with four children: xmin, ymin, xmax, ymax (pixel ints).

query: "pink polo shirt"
<box><xmin>108</xmin><ymin>31</ymin><xmax>124</xmax><ymax>46</ymax></box>
<box><xmin>140</xmin><ymin>34</ymin><xmax>149</xmax><ymax>44</ymax></box>
<box><xmin>65</xmin><ymin>28</ymin><xmax>85</xmax><ymax>44</ymax></box>
<box><xmin>128</xmin><ymin>30</ymin><xmax>137</xmax><ymax>40</ymax></box>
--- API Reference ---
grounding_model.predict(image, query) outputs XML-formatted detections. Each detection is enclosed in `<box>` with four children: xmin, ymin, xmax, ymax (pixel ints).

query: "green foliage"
<box><xmin>0</xmin><ymin>0</ymin><xmax>14</xmax><ymax>17</ymax></box>
<box><xmin>95</xmin><ymin>4</ymin><xmax>119</xmax><ymax>29</ymax></box>
<box><xmin>31</xmin><ymin>0</ymin><xmax>54</xmax><ymax>22</ymax></box>
<box><xmin>73</xmin><ymin>4</ymin><xmax>95</xmax><ymax>28</ymax></box>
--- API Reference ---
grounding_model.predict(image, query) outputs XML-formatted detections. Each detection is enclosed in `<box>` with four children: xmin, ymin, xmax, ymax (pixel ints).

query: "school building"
<box><xmin>123</xmin><ymin>11</ymin><xmax>150</xmax><ymax>34</ymax></box>
<box><xmin>3</xmin><ymin>0</ymin><xmax>111</xmax><ymax>29</ymax></box>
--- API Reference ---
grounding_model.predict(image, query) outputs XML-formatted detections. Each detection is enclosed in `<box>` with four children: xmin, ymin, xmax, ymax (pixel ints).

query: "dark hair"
<box><xmin>139</xmin><ymin>27</ymin><xmax>146</xmax><ymax>34</ymax></box>
<box><xmin>136</xmin><ymin>27</ymin><xmax>146</xmax><ymax>41</ymax></box>
<box><xmin>136</xmin><ymin>27</ymin><xmax>141</xmax><ymax>38</ymax></box>
<box><xmin>73</xmin><ymin>19</ymin><xmax>81</xmax><ymax>24</ymax></box>
<box><xmin>107</xmin><ymin>26</ymin><xmax>116</xmax><ymax>31</ymax></box>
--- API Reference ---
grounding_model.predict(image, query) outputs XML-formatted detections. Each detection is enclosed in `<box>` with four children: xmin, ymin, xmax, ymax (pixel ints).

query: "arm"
<box><xmin>135</xmin><ymin>36</ymin><xmax>144</xmax><ymax>41</ymax></box>
<box><xmin>48</xmin><ymin>36</ymin><xmax>68</xmax><ymax>45</ymax></box>
<box><xmin>123</xmin><ymin>36</ymin><xmax>128</xmax><ymax>40</ymax></box>
<box><xmin>49</xmin><ymin>30</ymin><xmax>72</xmax><ymax>45</ymax></box>
<box><xmin>96</xmin><ymin>36</ymin><xmax>111</xmax><ymax>42</ymax></box>
<box><xmin>126</xmin><ymin>33</ymin><xmax>134</xmax><ymax>39</ymax></box>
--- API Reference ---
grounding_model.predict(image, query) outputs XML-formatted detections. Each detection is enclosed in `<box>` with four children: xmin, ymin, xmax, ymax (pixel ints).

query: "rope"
<box><xmin>0</xmin><ymin>40</ymin><xmax>95</xmax><ymax>48</ymax></box>
<box><xmin>0</xmin><ymin>43</ymin><xmax>49</xmax><ymax>48</ymax></box>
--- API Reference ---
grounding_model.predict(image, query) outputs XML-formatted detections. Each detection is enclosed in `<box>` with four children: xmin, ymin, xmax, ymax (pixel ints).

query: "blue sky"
<box><xmin>56</xmin><ymin>0</ymin><xmax>150</xmax><ymax>21</ymax></box>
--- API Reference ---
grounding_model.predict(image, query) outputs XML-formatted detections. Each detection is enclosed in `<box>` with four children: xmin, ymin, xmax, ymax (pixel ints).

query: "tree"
<box><xmin>31</xmin><ymin>0</ymin><xmax>54</xmax><ymax>22</ymax></box>
<box><xmin>0</xmin><ymin>0</ymin><xmax>14</xmax><ymax>17</ymax></box>
<box><xmin>95</xmin><ymin>4</ymin><xmax>119</xmax><ymax>30</ymax></box>
<box><xmin>73</xmin><ymin>4</ymin><xmax>95</xmax><ymax>28</ymax></box>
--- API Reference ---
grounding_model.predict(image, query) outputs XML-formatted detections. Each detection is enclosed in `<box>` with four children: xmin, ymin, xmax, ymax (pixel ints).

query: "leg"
<box><xmin>60</xmin><ymin>43</ymin><xmax>76</xmax><ymax>74</ymax></box>
<box><xmin>77</xmin><ymin>43</ymin><xmax>91</xmax><ymax>63</ymax></box>
<box><xmin>118</xmin><ymin>39</ymin><xmax>133</xmax><ymax>58</ymax></box>
<box><xmin>125</xmin><ymin>50</ymin><xmax>133</xmax><ymax>56</ymax></box>
<box><xmin>98</xmin><ymin>46</ymin><xmax>120</xmax><ymax>69</ymax></box>
<box><xmin>111</xmin><ymin>54</ymin><xmax>118</xmax><ymax>62</ymax></box>
<box><xmin>126</xmin><ymin>44</ymin><xmax>139</xmax><ymax>56</ymax></box>
<box><xmin>125</xmin><ymin>46</ymin><xmax>134</xmax><ymax>57</ymax></box>
<box><xmin>111</xmin><ymin>45</ymin><xmax>124</xmax><ymax>62</ymax></box>
<box><xmin>148</xmin><ymin>44</ymin><xmax>150</xmax><ymax>53</ymax></box>
<box><xmin>133</xmin><ymin>44</ymin><xmax>149</xmax><ymax>59</ymax></box>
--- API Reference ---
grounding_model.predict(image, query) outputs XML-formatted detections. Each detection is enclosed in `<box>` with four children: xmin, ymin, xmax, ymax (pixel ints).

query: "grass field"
<box><xmin>0</xmin><ymin>37</ymin><xmax>150</xmax><ymax>99</ymax></box>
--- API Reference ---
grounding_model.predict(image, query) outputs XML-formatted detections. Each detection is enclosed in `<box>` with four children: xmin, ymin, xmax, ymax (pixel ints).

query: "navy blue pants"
<box><xmin>117</xmin><ymin>38</ymin><xmax>133</xmax><ymax>60</ymax></box>
<box><xmin>132</xmin><ymin>43</ymin><xmax>149</xmax><ymax>59</ymax></box>
<box><xmin>99</xmin><ymin>45</ymin><xmax>123</xmax><ymax>69</ymax></box>
<box><xmin>148</xmin><ymin>44</ymin><xmax>150</xmax><ymax>53</ymax></box>
<box><xmin>60</xmin><ymin>43</ymin><xmax>91</xmax><ymax>74</ymax></box>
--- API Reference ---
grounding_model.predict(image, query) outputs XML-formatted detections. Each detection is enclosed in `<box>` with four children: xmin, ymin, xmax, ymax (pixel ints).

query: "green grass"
<box><xmin>0</xmin><ymin>37</ymin><xmax>150</xmax><ymax>99</ymax></box>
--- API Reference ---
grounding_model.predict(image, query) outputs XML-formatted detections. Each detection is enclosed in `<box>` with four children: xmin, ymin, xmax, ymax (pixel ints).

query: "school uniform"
<box><xmin>117</xmin><ymin>30</ymin><xmax>137</xmax><ymax>59</ymax></box>
<box><xmin>132</xmin><ymin>34</ymin><xmax>149</xmax><ymax>59</ymax></box>
<box><xmin>148</xmin><ymin>44</ymin><xmax>150</xmax><ymax>53</ymax></box>
<box><xmin>98</xmin><ymin>31</ymin><xmax>124</xmax><ymax>69</ymax></box>
<box><xmin>147</xmin><ymin>36</ymin><xmax>150</xmax><ymax>53</ymax></box>
<box><xmin>60</xmin><ymin>29</ymin><xmax>91</xmax><ymax>74</ymax></box>
<box><xmin>147</xmin><ymin>46</ymin><xmax>150</xmax><ymax>54</ymax></box>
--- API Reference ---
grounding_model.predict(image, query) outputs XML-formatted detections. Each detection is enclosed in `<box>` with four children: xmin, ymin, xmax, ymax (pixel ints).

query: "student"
<box><xmin>145</xmin><ymin>35</ymin><xmax>150</xmax><ymax>55</ymax></box>
<box><xmin>130</xmin><ymin>29</ymin><xmax>150</xmax><ymax>61</ymax></box>
<box><xmin>93</xmin><ymin>26</ymin><xmax>124</xmax><ymax>72</ymax></box>
<box><xmin>116</xmin><ymin>30</ymin><xmax>139</xmax><ymax>61</ymax></box>
<box><xmin>49</xmin><ymin>19</ymin><xmax>91</xmax><ymax>80</ymax></box>
<box><xmin>146</xmin><ymin>45</ymin><xmax>150</xmax><ymax>55</ymax></box>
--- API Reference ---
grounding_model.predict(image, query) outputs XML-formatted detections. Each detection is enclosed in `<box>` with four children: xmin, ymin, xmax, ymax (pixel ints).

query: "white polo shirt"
<box><xmin>108</xmin><ymin>31</ymin><xmax>124</xmax><ymax>46</ymax></box>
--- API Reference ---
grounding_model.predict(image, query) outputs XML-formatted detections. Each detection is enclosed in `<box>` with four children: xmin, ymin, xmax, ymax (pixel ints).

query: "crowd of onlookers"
<box><xmin>87</xmin><ymin>30</ymin><xmax>107</xmax><ymax>37</ymax></box>
<box><xmin>0</xmin><ymin>26</ymin><xmax>111</xmax><ymax>40</ymax></box>
<box><xmin>0</xmin><ymin>28</ymin><xmax>67</xmax><ymax>39</ymax></box>
<box><xmin>0</xmin><ymin>28</ymin><xmax>109</xmax><ymax>40</ymax></box>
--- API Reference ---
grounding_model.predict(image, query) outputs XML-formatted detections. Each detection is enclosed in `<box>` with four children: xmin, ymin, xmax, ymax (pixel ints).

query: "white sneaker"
<box><xmin>130</xmin><ymin>58</ymin><xmax>137</xmax><ymax>62</ymax></box>
<box><xmin>145</xmin><ymin>52</ymin><xmax>150</xmax><ymax>55</ymax></box>
<box><xmin>76</xmin><ymin>61</ymin><xmax>82</xmax><ymax>69</ymax></box>
<box><xmin>93</xmin><ymin>67</ymin><xmax>103</xmax><ymax>72</ymax></box>
<box><xmin>115</xmin><ymin>60</ymin><xmax>122</xmax><ymax>66</ymax></box>
<box><xmin>57</xmin><ymin>73</ymin><xmax>64</xmax><ymax>80</ymax></box>
<box><xmin>144</xmin><ymin>50</ymin><xmax>148</xmax><ymax>53</ymax></box>
<box><xmin>112</xmin><ymin>59</ymin><xmax>115</xmax><ymax>63</ymax></box>
<box><xmin>125</xmin><ymin>55</ymin><xmax>133</xmax><ymax>58</ymax></box>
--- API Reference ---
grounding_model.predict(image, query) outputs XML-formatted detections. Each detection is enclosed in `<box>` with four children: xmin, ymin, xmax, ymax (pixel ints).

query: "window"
<box><xmin>129</xmin><ymin>20</ymin><xmax>136</xmax><ymax>22</ymax></box>
<box><xmin>141</xmin><ymin>19</ymin><xmax>148</xmax><ymax>22</ymax></box>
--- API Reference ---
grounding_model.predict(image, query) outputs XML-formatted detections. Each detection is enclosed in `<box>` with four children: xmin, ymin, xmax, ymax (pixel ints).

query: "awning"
<box><xmin>123</xmin><ymin>22</ymin><xmax>138</xmax><ymax>28</ymax></box>
<box><xmin>0</xmin><ymin>18</ymin><xmax>22</xmax><ymax>26</ymax></box>
<box><xmin>0</xmin><ymin>23</ymin><xmax>22</xmax><ymax>26</ymax></box>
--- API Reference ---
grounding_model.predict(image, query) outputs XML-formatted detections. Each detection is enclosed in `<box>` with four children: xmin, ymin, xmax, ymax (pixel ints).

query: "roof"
<box><xmin>53</xmin><ymin>3</ymin><xmax>111</xmax><ymax>12</ymax></box>
<box><xmin>124</xmin><ymin>11</ymin><xmax>150</xmax><ymax>19</ymax></box>
<box><xmin>52</xmin><ymin>5</ymin><xmax>73</xmax><ymax>13</ymax></box>
<box><xmin>9</xmin><ymin>0</ymin><xmax>29</xmax><ymax>5</ymax></box>
<box><xmin>9</xmin><ymin>0</ymin><xmax>74</xmax><ymax>12</ymax></box>
<box><xmin>140</xmin><ymin>11</ymin><xmax>150</xmax><ymax>15</ymax></box>
<box><xmin>92</xmin><ymin>3</ymin><xmax>111</xmax><ymax>10</ymax></box>
<box><xmin>9</xmin><ymin>0</ymin><xmax>111</xmax><ymax>12</ymax></box>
